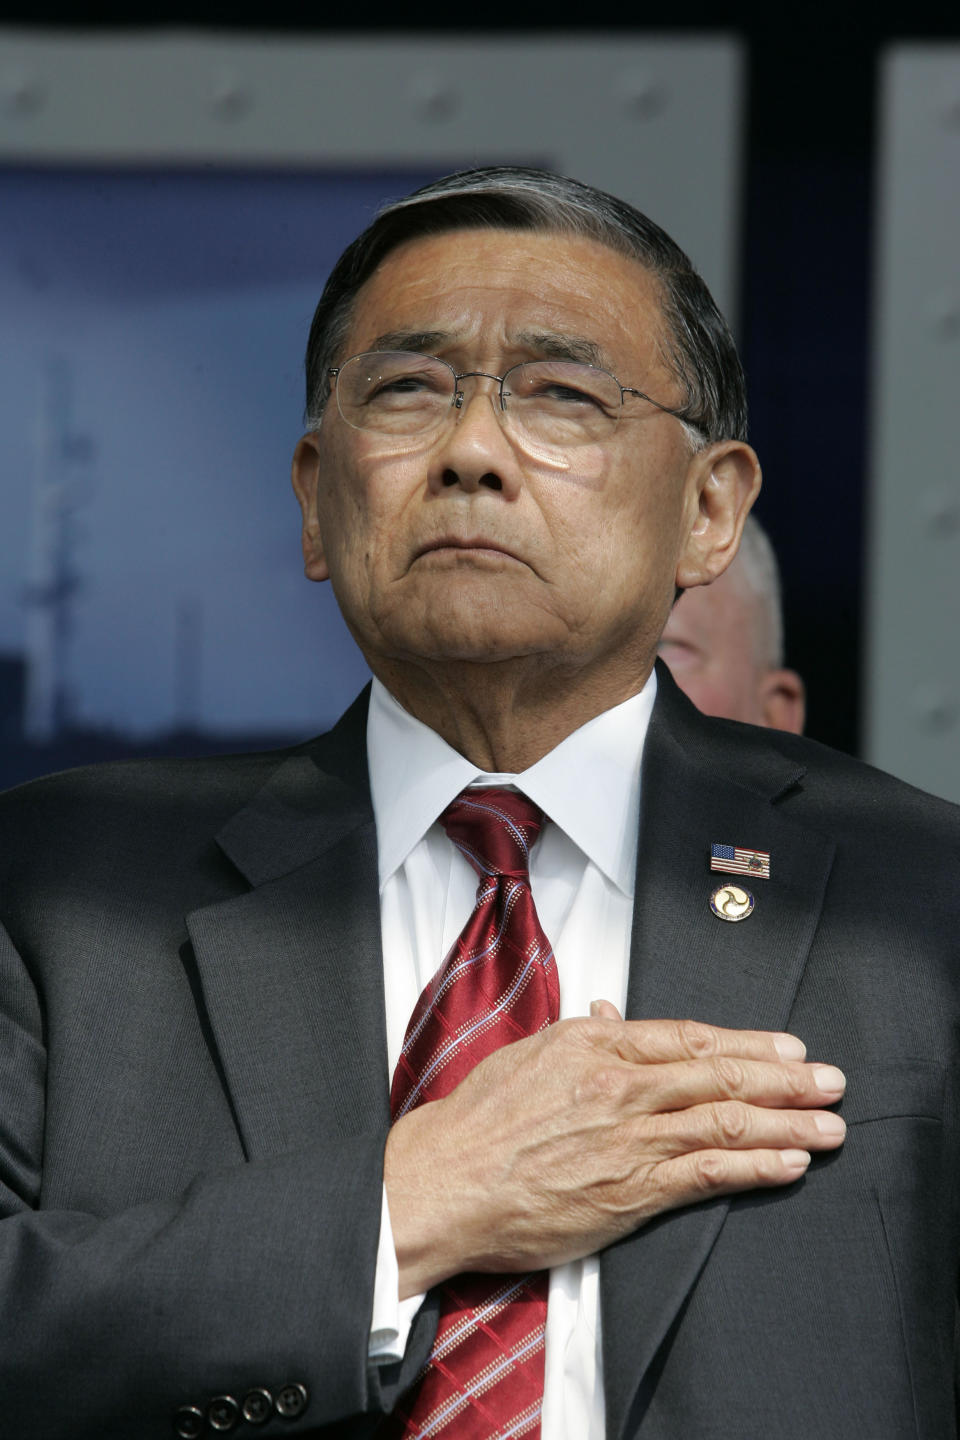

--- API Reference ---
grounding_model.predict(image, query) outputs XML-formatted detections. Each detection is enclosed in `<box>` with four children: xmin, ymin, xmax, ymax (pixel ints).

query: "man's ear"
<box><xmin>675</xmin><ymin>440</ymin><xmax>762</xmax><ymax>590</ymax></box>
<box><xmin>759</xmin><ymin>667</ymin><xmax>806</xmax><ymax>734</ymax></box>
<box><xmin>291</xmin><ymin>434</ymin><xmax>330</xmax><ymax>583</ymax></box>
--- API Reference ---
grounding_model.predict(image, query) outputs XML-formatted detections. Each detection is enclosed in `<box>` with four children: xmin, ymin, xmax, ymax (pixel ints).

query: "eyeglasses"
<box><xmin>325</xmin><ymin>350</ymin><xmax>701</xmax><ymax>450</ymax></box>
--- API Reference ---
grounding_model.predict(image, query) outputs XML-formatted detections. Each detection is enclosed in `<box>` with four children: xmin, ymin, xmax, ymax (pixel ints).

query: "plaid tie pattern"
<box><xmin>386</xmin><ymin>788</ymin><xmax>560</xmax><ymax>1438</ymax></box>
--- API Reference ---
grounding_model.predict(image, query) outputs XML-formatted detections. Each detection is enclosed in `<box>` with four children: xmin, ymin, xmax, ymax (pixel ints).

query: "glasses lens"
<box><xmin>336</xmin><ymin>351</ymin><xmax>454</xmax><ymax>434</ymax></box>
<box><xmin>503</xmin><ymin>362</ymin><xmax>621</xmax><ymax>446</ymax></box>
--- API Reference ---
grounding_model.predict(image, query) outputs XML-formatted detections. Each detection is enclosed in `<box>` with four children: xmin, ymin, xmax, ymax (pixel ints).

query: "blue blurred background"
<box><xmin>1</xmin><ymin>168</ymin><xmax>447</xmax><ymax>768</ymax></box>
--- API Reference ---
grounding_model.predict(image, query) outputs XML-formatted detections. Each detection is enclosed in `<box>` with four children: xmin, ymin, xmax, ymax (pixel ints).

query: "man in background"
<box><xmin>659</xmin><ymin>514</ymin><xmax>805</xmax><ymax>732</ymax></box>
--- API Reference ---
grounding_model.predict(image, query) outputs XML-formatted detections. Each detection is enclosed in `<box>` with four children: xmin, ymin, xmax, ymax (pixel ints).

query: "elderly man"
<box><xmin>658</xmin><ymin>515</ymin><xmax>805</xmax><ymax>731</ymax></box>
<box><xmin>1</xmin><ymin>167</ymin><xmax>957</xmax><ymax>1440</ymax></box>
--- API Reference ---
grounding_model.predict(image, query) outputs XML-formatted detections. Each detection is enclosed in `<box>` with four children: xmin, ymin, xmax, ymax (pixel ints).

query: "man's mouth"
<box><xmin>414</xmin><ymin>536</ymin><xmax>522</xmax><ymax>563</ymax></box>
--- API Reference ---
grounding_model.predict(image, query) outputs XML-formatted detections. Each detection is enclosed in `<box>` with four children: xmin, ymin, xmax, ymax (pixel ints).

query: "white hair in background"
<box><xmin>730</xmin><ymin>515</ymin><xmax>785</xmax><ymax>670</ymax></box>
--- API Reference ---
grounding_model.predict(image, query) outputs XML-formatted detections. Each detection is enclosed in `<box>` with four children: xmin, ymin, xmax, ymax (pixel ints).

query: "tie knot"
<box><xmin>440</xmin><ymin>787</ymin><xmax>544</xmax><ymax>880</ymax></box>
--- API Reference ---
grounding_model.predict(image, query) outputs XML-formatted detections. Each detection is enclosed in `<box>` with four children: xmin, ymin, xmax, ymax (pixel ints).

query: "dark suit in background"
<box><xmin>2</xmin><ymin>667</ymin><xmax>957</xmax><ymax>1438</ymax></box>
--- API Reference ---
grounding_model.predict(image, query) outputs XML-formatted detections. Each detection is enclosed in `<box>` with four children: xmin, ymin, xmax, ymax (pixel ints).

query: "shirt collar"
<box><xmin>367</xmin><ymin>671</ymin><xmax>656</xmax><ymax>896</ymax></box>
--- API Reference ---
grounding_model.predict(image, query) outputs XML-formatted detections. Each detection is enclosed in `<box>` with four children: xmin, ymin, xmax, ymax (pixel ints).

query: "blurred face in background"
<box><xmin>658</xmin><ymin>563</ymin><xmax>805</xmax><ymax>733</ymax></box>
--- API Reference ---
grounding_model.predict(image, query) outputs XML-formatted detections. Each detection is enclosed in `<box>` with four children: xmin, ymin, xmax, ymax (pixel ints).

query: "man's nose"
<box><xmin>426</xmin><ymin>384</ymin><xmax>522</xmax><ymax>499</ymax></box>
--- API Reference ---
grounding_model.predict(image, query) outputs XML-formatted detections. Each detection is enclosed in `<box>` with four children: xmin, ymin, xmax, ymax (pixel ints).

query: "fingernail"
<box><xmin>781</xmin><ymin>1149</ymin><xmax>811</xmax><ymax>1173</ymax></box>
<box><xmin>814</xmin><ymin>1112</ymin><xmax>846</xmax><ymax>1137</ymax></box>
<box><xmin>773</xmin><ymin>1033</ymin><xmax>807</xmax><ymax>1060</ymax></box>
<box><xmin>590</xmin><ymin>1000</ymin><xmax>601</xmax><ymax>1017</ymax></box>
<box><xmin>813</xmin><ymin>1065</ymin><xmax>846</xmax><ymax>1094</ymax></box>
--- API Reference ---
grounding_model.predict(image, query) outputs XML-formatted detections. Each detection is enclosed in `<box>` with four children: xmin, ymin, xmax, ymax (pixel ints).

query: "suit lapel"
<box><xmin>186</xmin><ymin>692</ymin><xmax>391</xmax><ymax>1161</ymax></box>
<box><xmin>601</xmin><ymin>669</ymin><xmax>836</xmax><ymax>1439</ymax></box>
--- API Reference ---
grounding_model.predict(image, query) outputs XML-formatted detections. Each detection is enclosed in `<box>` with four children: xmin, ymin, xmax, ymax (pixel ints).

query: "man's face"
<box><xmin>293</xmin><ymin>228</ymin><xmax>756</xmax><ymax>697</ymax></box>
<box><xmin>658</xmin><ymin>568</ymin><xmax>805</xmax><ymax>732</ymax></box>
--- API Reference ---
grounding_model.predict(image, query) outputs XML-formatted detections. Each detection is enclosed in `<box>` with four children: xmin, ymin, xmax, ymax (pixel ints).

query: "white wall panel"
<box><xmin>0</xmin><ymin>31</ymin><xmax>744</xmax><ymax>315</ymax></box>
<box><xmin>867</xmin><ymin>46</ymin><xmax>960</xmax><ymax>801</ymax></box>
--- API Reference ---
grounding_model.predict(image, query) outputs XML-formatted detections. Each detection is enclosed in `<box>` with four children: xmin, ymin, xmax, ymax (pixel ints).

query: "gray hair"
<box><xmin>730</xmin><ymin>515</ymin><xmax>785</xmax><ymax>669</ymax></box>
<box><xmin>303</xmin><ymin>166</ymin><xmax>747</xmax><ymax>446</ymax></box>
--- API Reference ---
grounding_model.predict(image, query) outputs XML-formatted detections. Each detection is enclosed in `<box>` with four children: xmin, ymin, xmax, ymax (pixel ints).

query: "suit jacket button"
<box><xmin>275</xmin><ymin>1383</ymin><xmax>308</xmax><ymax>1419</ymax></box>
<box><xmin>174</xmin><ymin>1407</ymin><xmax>205</xmax><ymax>1438</ymax></box>
<box><xmin>208</xmin><ymin>1395</ymin><xmax>240</xmax><ymax>1431</ymax></box>
<box><xmin>241</xmin><ymin>1389</ymin><xmax>274</xmax><ymax>1425</ymax></box>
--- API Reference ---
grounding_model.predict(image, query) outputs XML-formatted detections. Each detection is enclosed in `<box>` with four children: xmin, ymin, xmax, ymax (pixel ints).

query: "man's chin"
<box><xmin>395</xmin><ymin>632</ymin><xmax>551</xmax><ymax>666</ymax></box>
<box><xmin>363</xmin><ymin>584</ymin><xmax>562</xmax><ymax>665</ymax></box>
<box><xmin>367</xmin><ymin>613</ymin><xmax>561</xmax><ymax>670</ymax></box>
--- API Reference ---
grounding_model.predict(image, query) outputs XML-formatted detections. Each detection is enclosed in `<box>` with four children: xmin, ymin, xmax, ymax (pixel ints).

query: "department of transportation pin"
<box><xmin>710</xmin><ymin>883</ymin><xmax>756</xmax><ymax>922</ymax></box>
<box><xmin>711</xmin><ymin>842</ymin><xmax>770</xmax><ymax>880</ymax></box>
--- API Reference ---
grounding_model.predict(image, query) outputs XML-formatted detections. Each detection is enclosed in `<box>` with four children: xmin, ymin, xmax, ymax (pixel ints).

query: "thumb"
<box><xmin>589</xmin><ymin>998</ymin><xmax>623</xmax><ymax>1021</ymax></box>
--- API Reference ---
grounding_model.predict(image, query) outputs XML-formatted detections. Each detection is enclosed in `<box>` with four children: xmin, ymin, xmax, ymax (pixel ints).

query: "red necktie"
<box><xmin>387</xmin><ymin>788</ymin><xmax>560</xmax><ymax>1438</ymax></box>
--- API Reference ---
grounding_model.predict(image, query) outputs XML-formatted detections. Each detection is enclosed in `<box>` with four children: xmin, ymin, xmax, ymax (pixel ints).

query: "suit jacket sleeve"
<box><xmin>0</xmin><ymin>729</ymin><xmax>434</xmax><ymax>1439</ymax></box>
<box><xmin>0</xmin><ymin>928</ymin><xmax>435</xmax><ymax>1438</ymax></box>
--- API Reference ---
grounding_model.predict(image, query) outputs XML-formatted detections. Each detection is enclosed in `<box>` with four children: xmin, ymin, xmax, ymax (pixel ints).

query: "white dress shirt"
<box><xmin>365</xmin><ymin>672</ymin><xmax>656</xmax><ymax>1438</ymax></box>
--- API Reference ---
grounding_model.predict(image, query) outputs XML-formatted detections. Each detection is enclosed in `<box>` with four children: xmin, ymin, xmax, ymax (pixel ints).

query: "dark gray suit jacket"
<box><xmin>1</xmin><ymin>664</ymin><xmax>958</xmax><ymax>1438</ymax></box>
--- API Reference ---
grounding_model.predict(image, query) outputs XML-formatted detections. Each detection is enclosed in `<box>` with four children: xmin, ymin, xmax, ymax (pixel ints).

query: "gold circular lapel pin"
<box><xmin>710</xmin><ymin>883</ymin><xmax>755</xmax><ymax>922</ymax></box>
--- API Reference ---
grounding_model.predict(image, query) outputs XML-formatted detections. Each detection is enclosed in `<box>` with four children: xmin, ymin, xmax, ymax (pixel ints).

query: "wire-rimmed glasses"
<box><xmin>325</xmin><ymin>350</ymin><xmax>701</xmax><ymax>450</ymax></box>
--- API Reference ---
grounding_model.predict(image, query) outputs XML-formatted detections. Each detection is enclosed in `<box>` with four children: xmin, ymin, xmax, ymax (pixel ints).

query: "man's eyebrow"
<box><xmin>367</xmin><ymin>331</ymin><xmax>451</xmax><ymax>355</ymax></box>
<box><xmin>513</xmin><ymin>331</ymin><xmax>609</xmax><ymax>369</ymax></box>
<box><xmin>362</xmin><ymin>329</ymin><xmax>612</xmax><ymax>371</ymax></box>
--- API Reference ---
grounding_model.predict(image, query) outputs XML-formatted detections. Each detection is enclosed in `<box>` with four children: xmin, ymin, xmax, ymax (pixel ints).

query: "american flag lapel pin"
<box><xmin>710</xmin><ymin>842</ymin><xmax>771</xmax><ymax>880</ymax></box>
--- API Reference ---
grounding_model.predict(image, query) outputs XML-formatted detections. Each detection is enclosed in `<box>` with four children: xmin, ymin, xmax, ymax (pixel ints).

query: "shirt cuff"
<box><xmin>369</xmin><ymin>1183</ymin><xmax>427</xmax><ymax>1364</ymax></box>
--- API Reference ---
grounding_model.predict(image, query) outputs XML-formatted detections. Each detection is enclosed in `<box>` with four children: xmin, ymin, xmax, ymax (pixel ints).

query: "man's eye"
<box><xmin>367</xmin><ymin>374</ymin><xmax>440</xmax><ymax>401</ymax></box>
<box><xmin>523</xmin><ymin>381</ymin><xmax>605</xmax><ymax>409</ymax></box>
<box><xmin>545</xmin><ymin>384</ymin><xmax>598</xmax><ymax>405</ymax></box>
<box><xmin>378</xmin><ymin>374</ymin><xmax>427</xmax><ymax>391</ymax></box>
